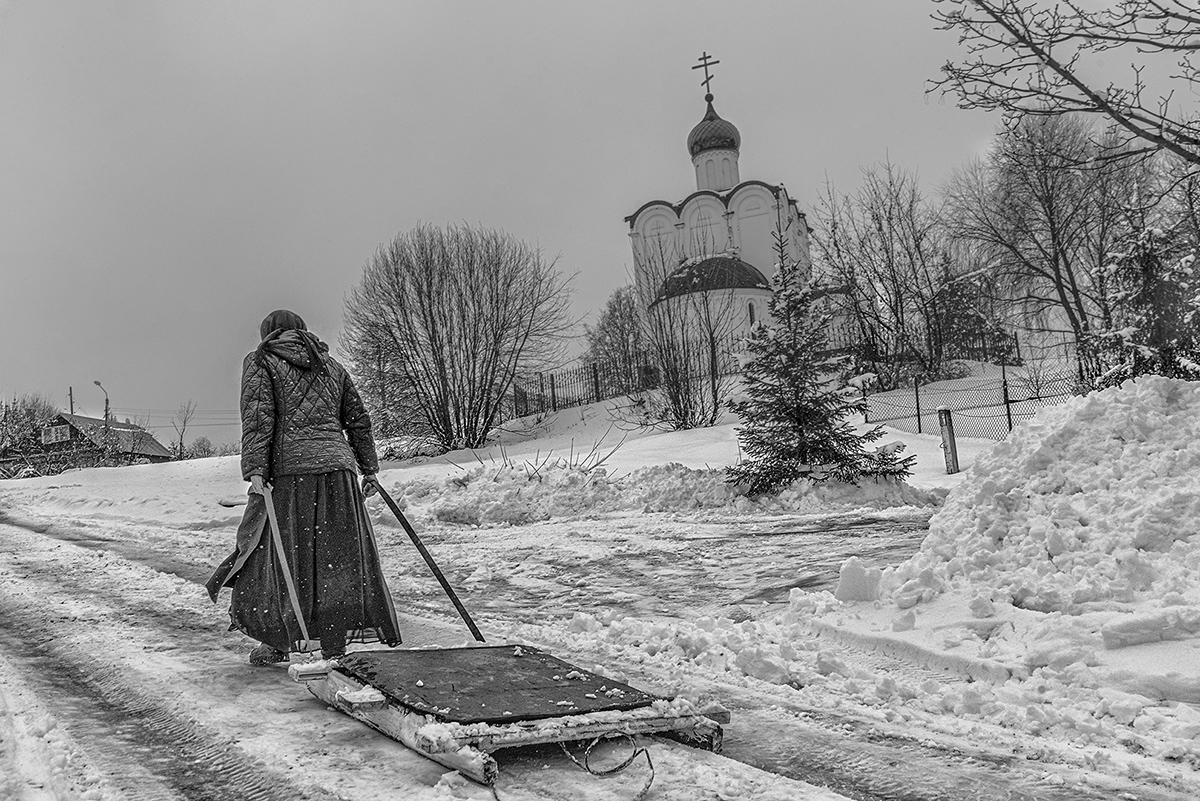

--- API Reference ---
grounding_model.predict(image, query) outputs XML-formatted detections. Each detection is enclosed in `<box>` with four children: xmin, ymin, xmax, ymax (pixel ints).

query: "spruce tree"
<box><xmin>1092</xmin><ymin>224</ymin><xmax>1200</xmax><ymax>388</ymax></box>
<box><xmin>727</xmin><ymin>232</ymin><xmax>915</xmax><ymax>495</ymax></box>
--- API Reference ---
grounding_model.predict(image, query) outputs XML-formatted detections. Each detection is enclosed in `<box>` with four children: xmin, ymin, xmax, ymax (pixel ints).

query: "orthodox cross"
<box><xmin>692</xmin><ymin>51</ymin><xmax>720</xmax><ymax>95</ymax></box>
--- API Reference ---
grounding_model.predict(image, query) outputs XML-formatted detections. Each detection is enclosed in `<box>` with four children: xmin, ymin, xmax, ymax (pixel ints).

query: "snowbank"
<box><xmin>776</xmin><ymin>377</ymin><xmax>1200</xmax><ymax>765</ymax></box>
<box><xmin>388</xmin><ymin>462</ymin><xmax>940</xmax><ymax>527</ymax></box>
<box><xmin>492</xmin><ymin>379</ymin><xmax>1200</xmax><ymax>778</ymax></box>
<box><xmin>887</xmin><ymin>375</ymin><xmax>1200</xmax><ymax>614</ymax></box>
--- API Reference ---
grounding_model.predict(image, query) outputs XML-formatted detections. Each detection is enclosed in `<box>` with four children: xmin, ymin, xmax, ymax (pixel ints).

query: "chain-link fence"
<box><xmin>864</xmin><ymin>367</ymin><xmax>1078</xmax><ymax>441</ymax></box>
<box><xmin>498</xmin><ymin>329</ymin><xmax>1081</xmax><ymax>443</ymax></box>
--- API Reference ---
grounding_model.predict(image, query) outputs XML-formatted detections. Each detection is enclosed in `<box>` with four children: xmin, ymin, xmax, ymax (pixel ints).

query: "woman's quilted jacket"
<box><xmin>239</xmin><ymin>330</ymin><xmax>378</xmax><ymax>481</ymax></box>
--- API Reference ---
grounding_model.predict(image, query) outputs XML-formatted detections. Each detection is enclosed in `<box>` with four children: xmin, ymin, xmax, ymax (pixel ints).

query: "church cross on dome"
<box><xmin>692</xmin><ymin>51</ymin><xmax>720</xmax><ymax>98</ymax></box>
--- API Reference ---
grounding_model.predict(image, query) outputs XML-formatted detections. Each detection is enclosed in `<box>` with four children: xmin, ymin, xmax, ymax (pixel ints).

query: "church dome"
<box><xmin>687</xmin><ymin>94</ymin><xmax>741</xmax><ymax>158</ymax></box>
<box><xmin>651</xmin><ymin>255</ymin><xmax>769</xmax><ymax>308</ymax></box>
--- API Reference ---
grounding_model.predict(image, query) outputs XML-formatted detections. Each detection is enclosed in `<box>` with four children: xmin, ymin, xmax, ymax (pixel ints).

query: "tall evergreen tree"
<box><xmin>727</xmin><ymin>232</ymin><xmax>915</xmax><ymax>495</ymax></box>
<box><xmin>1092</xmin><ymin>223</ymin><xmax>1200</xmax><ymax>387</ymax></box>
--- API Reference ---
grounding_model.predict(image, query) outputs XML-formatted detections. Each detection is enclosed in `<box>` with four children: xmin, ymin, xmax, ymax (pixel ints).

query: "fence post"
<box><xmin>592</xmin><ymin>362</ymin><xmax>602</xmax><ymax>404</ymax></box>
<box><xmin>1000</xmin><ymin>361</ymin><xmax>1013</xmax><ymax>433</ymax></box>
<box><xmin>937</xmin><ymin>407</ymin><xmax>960</xmax><ymax>474</ymax></box>
<box><xmin>914</xmin><ymin>377</ymin><xmax>923</xmax><ymax>435</ymax></box>
<box><xmin>538</xmin><ymin>372</ymin><xmax>546</xmax><ymax>414</ymax></box>
<box><xmin>549</xmin><ymin>373</ymin><xmax>558</xmax><ymax>412</ymax></box>
<box><xmin>861</xmin><ymin>383</ymin><xmax>869</xmax><ymax>423</ymax></box>
<box><xmin>1002</xmin><ymin>376</ymin><xmax>1013</xmax><ymax>433</ymax></box>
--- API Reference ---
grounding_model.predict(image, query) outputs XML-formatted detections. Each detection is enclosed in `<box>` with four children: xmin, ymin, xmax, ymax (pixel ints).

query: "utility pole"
<box><xmin>68</xmin><ymin>386</ymin><xmax>74</xmax><ymax>415</ymax></box>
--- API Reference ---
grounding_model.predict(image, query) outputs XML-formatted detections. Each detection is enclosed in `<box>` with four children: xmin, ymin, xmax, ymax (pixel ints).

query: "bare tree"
<box><xmin>634</xmin><ymin>230</ymin><xmax>740</xmax><ymax>430</ymax></box>
<box><xmin>581</xmin><ymin>285</ymin><xmax>646</xmax><ymax>394</ymax></box>
<box><xmin>932</xmin><ymin>0</ymin><xmax>1200</xmax><ymax>166</ymax></box>
<box><xmin>343</xmin><ymin>223</ymin><xmax>573</xmax><ymax>451</ymax></box>
<box><xmin>944</xmin><ymin>115</ymin><xmax>1148</xmax><ymax>379</ymax></box>
<box><xmin>171</xmin><ymin>401</ymin><xmax>196</xmax><ymax>460</ymax></box>
<box><xmin>189</xmin><ymin>435</ymin><xmax>216</xmax><ymax>459</ymax></box>
<box><xmin>813</xmin><ymin>162</ymin><xmax>958</xmax><ymax>387</ymax></box>
<box><xmin>340</xmin><ymin>335</ymin><xmax>417</xmax><ymax>440</ymax></box>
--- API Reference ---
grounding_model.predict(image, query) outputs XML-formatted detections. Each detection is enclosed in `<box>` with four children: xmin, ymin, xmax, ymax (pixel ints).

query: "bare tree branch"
<box><xmin>932</xmin><ymin>0</ymin><xmax>1200</xmax><ymax>164</ymax></box>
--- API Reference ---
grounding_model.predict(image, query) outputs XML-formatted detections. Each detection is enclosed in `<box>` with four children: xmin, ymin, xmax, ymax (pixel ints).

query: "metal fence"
<box><xmin>499</xmin><ymin>332</ymin><xmax>1081</xmax><ymax>443</ymax></box>
<box><xmin>504</xmin><ymin>334</ymin><xmax>747</xmax><ymax>420</ymax></box>
<box><xmin>864</xmin><ymin>367</ymin><xmax>1078</xmax><ymax>441</ymax></box>
<box><xmin>508</xmin><ymin>359</ymin><xmax>660</xmax><ymax>419</ymax></box>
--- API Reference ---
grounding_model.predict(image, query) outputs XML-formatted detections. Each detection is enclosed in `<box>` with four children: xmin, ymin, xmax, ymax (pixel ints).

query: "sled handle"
<box><xmin>261</xmin><ymin>484</ymin><xmax>312</xmax><ymax>644</ymax></box>
<box><xmin>375</xmin><ymin>485</ymin><xmax>486</xmax><ymax>643</ymax></box>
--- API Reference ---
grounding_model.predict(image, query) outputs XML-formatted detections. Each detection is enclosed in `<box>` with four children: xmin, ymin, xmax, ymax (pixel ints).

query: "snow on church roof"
<box><xmin>649</xmin><ymin>255</ymin><xmax>769</xmax><ymax>308</ymax></box>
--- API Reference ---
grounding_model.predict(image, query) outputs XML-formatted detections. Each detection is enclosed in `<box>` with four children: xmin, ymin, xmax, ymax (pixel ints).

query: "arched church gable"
<box><xmin>635</xmin><ymin>207</ymin><xmax>682</xmax><ymax>269</ymax></box>
<box><xmin>680</xmin><ymin>195</ymin><xmax>729</xmax><ymax>257</ymax></box>
<box><xmin>729</xmin><ymin>185</ymin><xmax>780</xmax><ymax>276</ymax></box>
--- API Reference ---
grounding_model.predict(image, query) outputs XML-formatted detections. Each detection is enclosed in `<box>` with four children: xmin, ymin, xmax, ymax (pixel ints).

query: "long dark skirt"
<box><xmin>216</xmin><ymin>471</ymin><xmax>401</xmax><ymax>653</ymax></box>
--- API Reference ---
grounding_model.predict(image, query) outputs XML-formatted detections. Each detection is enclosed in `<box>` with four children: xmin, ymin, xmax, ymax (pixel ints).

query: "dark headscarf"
<box><xmin>259</xmin><ymin>309</ymin><xmax>307</xmax><ymax>341</ymax></box>
<box><xmin>257</xmin><ymin>309</ymin><xmax>324</xmax><ymax>368</ymax></box>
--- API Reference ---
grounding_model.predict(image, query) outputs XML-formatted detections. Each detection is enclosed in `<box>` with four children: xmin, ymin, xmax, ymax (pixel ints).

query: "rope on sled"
<box><xmin>559</xmin><ymin>731</ymin><xmax>655</xmax><ymax>801</ymax></box>
<box><xmin>487</xmin><ymin>731</ymin><xmax>655</xmax><ymax>801</ymax></box>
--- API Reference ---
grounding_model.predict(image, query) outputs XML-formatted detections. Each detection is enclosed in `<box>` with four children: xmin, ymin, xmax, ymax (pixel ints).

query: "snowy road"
<box><xmin>0</xmin><ymin>514</ymin><xmax>838</xmax><ymax>801</ymax></box>
<box><xmin>2</xmin><ymin>476</ymin><xmax>1194</xmax><ymax>801</ymax></box>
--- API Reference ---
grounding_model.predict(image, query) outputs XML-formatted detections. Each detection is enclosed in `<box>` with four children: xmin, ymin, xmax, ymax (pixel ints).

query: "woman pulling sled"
<box><xmin>207</xmin><ymin>309</ymin><xmax>400</xmax><ymax>664</ymax></box>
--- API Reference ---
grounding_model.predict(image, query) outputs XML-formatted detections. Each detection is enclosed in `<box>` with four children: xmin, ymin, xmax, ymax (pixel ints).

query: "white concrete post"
<box><xmin>938</xmin><ymin>406</ymin><xmax>960</xmax><ymax>474</ymax></box>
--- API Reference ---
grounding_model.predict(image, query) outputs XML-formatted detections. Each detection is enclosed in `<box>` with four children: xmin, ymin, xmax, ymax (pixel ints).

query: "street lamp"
<box><xmin>93</xmin><ymin>380</ymin><xmax>112</xmax><ymax>454</ymax></box>
<box><xmin>93</xmin><ymin>380</ymin><xmax>109</xmax><ymax>421</ymax></box>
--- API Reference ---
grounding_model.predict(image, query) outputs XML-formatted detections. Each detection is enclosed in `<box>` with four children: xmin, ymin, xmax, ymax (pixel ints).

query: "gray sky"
<box><xmin>0</xmin><ymin>1</ymin><xmax>998</xmax><ymax>446</ymax></box>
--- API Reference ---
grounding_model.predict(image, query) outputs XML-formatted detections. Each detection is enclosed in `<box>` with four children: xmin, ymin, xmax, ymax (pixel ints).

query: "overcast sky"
<box><xmin>0</xmin><ymin>1</ymin><xmax>1000</xmax><ymax>446</ymax></box>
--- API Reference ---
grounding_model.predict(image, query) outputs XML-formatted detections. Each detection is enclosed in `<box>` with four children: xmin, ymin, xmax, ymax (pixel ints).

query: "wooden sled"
<box><xmin>289</xmin><ymin>644</ymin><xmax>725</xmax><ymax>785</ymax></box>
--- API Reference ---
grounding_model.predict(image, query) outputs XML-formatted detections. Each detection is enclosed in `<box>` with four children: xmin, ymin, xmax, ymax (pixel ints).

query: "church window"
<box><xmin>748</xmin><ymin>301</ymin><xmax>756</xmax><ymax>326</ymax></box>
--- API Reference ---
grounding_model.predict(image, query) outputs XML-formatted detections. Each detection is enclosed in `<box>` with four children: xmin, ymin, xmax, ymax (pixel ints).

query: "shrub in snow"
<box><xmin>883</xmin><ymin>376</ymin><xmax>1200</xmax><ymax>614</ymax></box>
<box><xmin>377</xmin><ymin>435</ymin><xmax>444</xmax><ymax>460</ymax></box>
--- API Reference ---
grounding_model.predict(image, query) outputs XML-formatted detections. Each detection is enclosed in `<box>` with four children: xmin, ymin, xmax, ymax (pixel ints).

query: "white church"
<box><xmin>625</xmin><ymin>57</ymin><xmax>815</xmax><ymax>336</ymax></box>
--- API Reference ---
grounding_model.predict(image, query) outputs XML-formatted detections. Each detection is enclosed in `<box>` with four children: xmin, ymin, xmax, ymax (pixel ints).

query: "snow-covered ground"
<box><xmin>1</xmin><ymin>378</ymin><xmax>1199</xmax><ymax>799</ymax></box>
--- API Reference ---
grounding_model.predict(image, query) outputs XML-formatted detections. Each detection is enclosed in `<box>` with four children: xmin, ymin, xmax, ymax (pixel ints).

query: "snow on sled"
<box><xmin>289</xmin><ymin>644</ymin><xmax>725</xmax><ymax>785</ymax></box>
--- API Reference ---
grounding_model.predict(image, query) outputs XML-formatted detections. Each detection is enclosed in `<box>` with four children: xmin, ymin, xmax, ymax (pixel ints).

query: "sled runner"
<box><xmin>289</xmin><ymin>644</ymin><xmax>725</xmax><ymax>785</ymax></box>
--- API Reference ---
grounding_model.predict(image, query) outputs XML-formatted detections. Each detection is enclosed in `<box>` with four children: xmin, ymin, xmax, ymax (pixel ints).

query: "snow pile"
<box><xmin>882</xmin><ymin>376</ymin><xmax>1200</xmax><ymax>615</ymax></box>
<box><xmin>500</xmin><ymin>380</ymin><xmax>1200</xmax><ymax>769</ymax></box>
<box><xmin>387</xmin><ymin>462</ymin><xmax>939</xmax><ymax>526</ymax></box>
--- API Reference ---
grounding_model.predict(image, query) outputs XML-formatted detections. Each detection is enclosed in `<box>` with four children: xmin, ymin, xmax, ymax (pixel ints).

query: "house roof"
<box><xmin>55</xmin><ymin>413</ymin><xmax>174</xmax><ymax>460</ymax></box>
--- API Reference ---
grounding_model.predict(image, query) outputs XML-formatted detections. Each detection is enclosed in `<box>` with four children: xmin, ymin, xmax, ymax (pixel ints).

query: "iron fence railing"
<box><xmin>504</xmin><ymin>335</ymin><xmax>748</xmax><ymax>420</ymax></box>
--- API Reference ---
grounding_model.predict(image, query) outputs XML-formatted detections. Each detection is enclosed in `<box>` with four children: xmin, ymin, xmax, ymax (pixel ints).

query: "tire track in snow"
<box><xmin>0</xmin><ymin>605</ymin><xmax>303</xmax><ymax>801</ymax></box>
<box><xmin>10</xmin><ymin>510</ymin><xmax>1197</xmax><ymax>800</ymax></box>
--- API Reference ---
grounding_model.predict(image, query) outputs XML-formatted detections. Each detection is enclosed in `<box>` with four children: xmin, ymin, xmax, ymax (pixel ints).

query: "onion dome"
<box><xmin>650</xmin><ymin>255</ymin><xmax>769</xmax><ymax>308</ymax></box>
<box><xmin>687</xmin><ymin>94</ymin><xmax>741</xmax><ymax>158</ymax></box>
